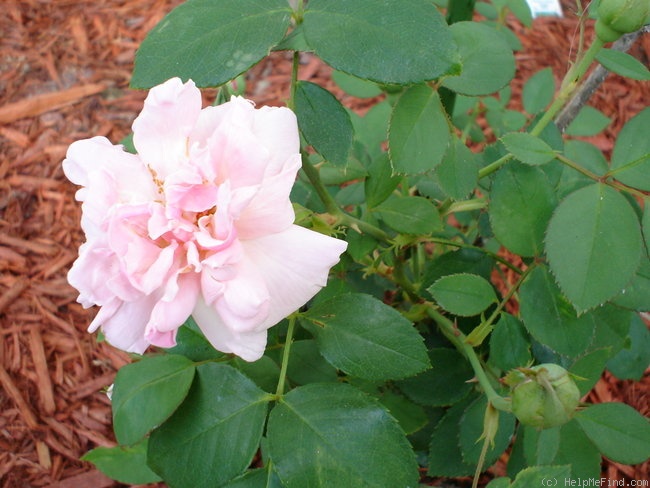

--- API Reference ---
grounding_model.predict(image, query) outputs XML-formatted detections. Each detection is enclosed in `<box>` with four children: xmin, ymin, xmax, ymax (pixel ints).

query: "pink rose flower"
<box><xmin>63</xmin><ymin>77</ymin><xmax>347</xmax><ymax>362</ymax></box>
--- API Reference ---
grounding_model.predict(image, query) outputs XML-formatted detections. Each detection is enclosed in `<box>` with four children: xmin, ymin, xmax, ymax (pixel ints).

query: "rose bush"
<box><xmin>63</xmin><ymin>77</ymin><xmax>347</xmax><ymax>361</ymax></box>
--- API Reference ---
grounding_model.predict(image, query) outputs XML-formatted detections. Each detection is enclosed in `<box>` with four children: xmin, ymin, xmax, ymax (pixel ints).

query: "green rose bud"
<box><xmin>506</xmin><ymin>364</ymin><xmax>581</xmax><ymax>429</ymax></box>
<box><xmin>595</xmin><ymin>0</ymin><xmax>650</xmax><ymax>42</ymax></box>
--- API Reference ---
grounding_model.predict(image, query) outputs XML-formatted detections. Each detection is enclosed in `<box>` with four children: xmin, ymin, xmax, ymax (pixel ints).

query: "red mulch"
<box><xmin>0</xmin><ymin>1</ymin><xmax>647</xmax><ymax>487</ymax></box>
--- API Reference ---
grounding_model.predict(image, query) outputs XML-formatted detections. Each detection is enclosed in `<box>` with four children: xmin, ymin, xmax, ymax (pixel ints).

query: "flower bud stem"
<box><xmin>427</xmin><ymin>307</ymin><xmax>511</xmax><ymax>413</ymax></box>
<box><xmin>275</xmin><ymin>314</ymin><xmax>297</xmax><ymax>397</ymax></box>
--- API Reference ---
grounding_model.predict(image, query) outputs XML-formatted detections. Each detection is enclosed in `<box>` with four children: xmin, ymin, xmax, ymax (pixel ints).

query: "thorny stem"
<box><xmin>427</xmin><ymin>307</ymin><xmax>511</xmax><ymax>413</ymax></box>
<box><xmin>275</xmin><ymin>314</ymin><xmax>297</xmax><ymax>397</ymax></box>
<box><xmin>479</xmin><ymin>35</ymin><xmax>606</xmax><ymax>179</ymax></box>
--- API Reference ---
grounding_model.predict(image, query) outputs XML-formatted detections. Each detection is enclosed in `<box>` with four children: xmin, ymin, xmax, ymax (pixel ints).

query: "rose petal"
<box><xmin>132</xmin><ymin>78</ymin><xmax>201</xmax><ymax>179</ymax></box>
<box><xmin>241</xmin><ymin>225</ymin><xmax>347</xmax><ymax>329</ymax></box>
<box><xmin>90</xmin><ymin>296</ymin><xmax>156</xmax><ymax>354</ymax></box>
<box><xmin>192</xmin><ymin>297</ymin><xmax>268</xmax><ymax>362</ymax></box>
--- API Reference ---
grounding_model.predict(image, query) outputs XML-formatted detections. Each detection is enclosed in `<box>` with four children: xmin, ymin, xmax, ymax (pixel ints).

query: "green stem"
<box><xmin>428</xmin><ymin>307</ymin><xmax>511</xmax><ymax>412</ymax></box>
<box><xmin>275</xmin><ymin>314</ymin><xmax>297</xmax><ymax>397</ymax></box>
<box><xmin>483</xmin><ymin>263</ymin><xmax>535</xmax><ymax>331</ymax></box>
<box><xmin>530</xmin><ymin>36</ymin><xmax>605</xmax><ymax>138</ymax></box>
<box><xmin>288</xmin><ymin>51</ymin><xmax>300</xmax><ymax>111</ymax></box>
<box><xmin>479</xmin><ymin>35</ymin><xmax>605</xmax><ymax>180</ymax></box>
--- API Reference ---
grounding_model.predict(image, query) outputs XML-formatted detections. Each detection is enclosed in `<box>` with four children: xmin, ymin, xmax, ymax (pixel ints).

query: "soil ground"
<box><xmin>0</xmin><ymin>1</ymin><xmax>648</xmax><ymax>486</ymax></box>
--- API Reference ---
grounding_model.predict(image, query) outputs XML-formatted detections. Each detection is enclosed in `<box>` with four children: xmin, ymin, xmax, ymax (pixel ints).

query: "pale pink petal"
<box><xmin>235</xmin><ymin>154</ymin><xmax>301</xmax><ymax>239</ymax></box>
<box><xmin>145</xmin><ymin>273</ymin><xmax>201</xmax><ymax>347</ymax></box>
<box><xmin>201</xmin><ymin>255</ymin><xmax>270</xmax><ymax>332</ymax></box>
<box><xmin>132</xmin><ymin>78</ymin><xmax>201</xmax><ymax>179</ymax></box>
<box><xmin>192</xmin><ymin>297</ymin><xmax>268</xmax><ymax>362</ymax></box>
<box><xmin>90</xmin><ymin>296</ymin><xmax>156</xmax><ymax>354</ymax></box>
<box><xmin>252</xmin><ymin>104</ymin><xmax>300</xmax><ymax>163</ymax></box>
<box><xmin>241</xmin><ymin>225</ymin><xmax>347</xmax><ymax>329</ymax></box>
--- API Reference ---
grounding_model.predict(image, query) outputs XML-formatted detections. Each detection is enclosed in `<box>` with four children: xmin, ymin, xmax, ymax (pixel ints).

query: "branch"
<box><xmin>554</xmin><ymin>27</ymin><xmax>649</xmax><ymax>132</ymax></box>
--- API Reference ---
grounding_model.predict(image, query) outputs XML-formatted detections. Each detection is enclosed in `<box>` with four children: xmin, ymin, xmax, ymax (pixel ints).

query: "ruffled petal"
<box><xmin>90</xmin><ymin>296</ymin><xmax>156</xmax><ymax>354</ymax></box>
<box><xmin>192</xmin><ymin>297</ymin><xmax>268</xmax><ymax>362</ymax></box>
<box><xmin>235</xmin><ymin>154</ymin><xmax>301</xmax><ymax>239</ymax></box>
<box><xmin>241</xmin><ymin>225</ymin><xmax>347</xmax><ymax>329</ymax></box>
<box><xmin>132</xmin><ymin>78</ymin><xmax>201</xmax><ymax>179</ymax></box>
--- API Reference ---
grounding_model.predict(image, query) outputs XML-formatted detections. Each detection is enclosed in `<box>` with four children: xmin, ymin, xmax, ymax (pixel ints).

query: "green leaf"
<box><xmin>302</xmin><ymin>293</ymin><xmax>430</xmax><ymax>381</ymax></box>
<box><xmin>559</xmin><ymin>140</ymin><xmax>608</xmax><ymax>198</ymax></box>
<box><xmin>294</xmin><ymin>80</ymin><xmax>353</xmax><ymax>166</ymax></box>
<box><xmin>286</xmin><ymin>339</ymin><xmax>339</xmax><ymax>385</ymax></box>
<box><xmin>511</xmin><ymin>465</ymin><xmax>571</xmax><ymax>488</ymax></box>
<box><xmin>302</xmin><ymin>0</ymin><xmax>459</xmax><ymax>84</ymax></box>
<box><xmin>610</xmin><ymin>107</ymin><xmax>650</xmax><ymax>191</ymax></box>
<box><xmin>131</xmin><ymin>0</ymin><xmax>292</xmax><ymax>88</ymax></box>
<box><xmin>398</xmin><ymin>348</ymin><xmax>474</xmax><ymax>406</ymax></box>
<box><xmin>350</xmin><ymin>100</ymin><xmax>392</xmax><ymax>160</ymax></box>
<box><xmin>607</xmin><ymin>314</ymin><xmax>650</xmax><ymax>381</ymax></box>
<box><xmin>233</xmin><ymin>355</ymin><xmax>281</xmax><ymax>393</ymax></box>
<box><xmin>547</xmin><ymin>421</ymin><xmax>601</xmax><ymax>480</ymax></box>
<box><xmin>519</xmin><ymin>266</ymin><xmax>595</xmax><ymax>357</ymax></box>
<box><xmin>575</xmin><ymin>402</ymin><xmax>650</xmax><ymax>465</ymax></box>
<box><xmin>502</xmin><ymin>132</ymin><xmax>556</xmax><ymax>166</ymax></box>
<box><xmin>364</xmin><ymin>154</ymin><xmax>401</xmax><ymax>208</ymax></box>
<box><xmin>332</xmin><ymin>70</ymin><xmax>382</xmax><ymax>98</ymax></box>
<box><xmin>565</xmin><ymin>105</ymin><xmax>611</xmax><ymax>137</ymax></box>
<box><xmin>644</xmin><ymin>206</ymin><xmax>650</xmax><ymax>251</ymax></box>
<box><xmin>486</xmin><ymin>478</ymin><xmax>511</xmax><ymax>488</ymax></box>
<box><xmin>427</xmin><ymin>395</ymin><xmax>477</xmax><ymax>477</ymax></box>
<box><xmin>436</xmin><ymin>138</ymin><xmax>479</xmax><ymax>200</ymax></box>
<box><xmin>112</xmin><ymin>354</ymin><xmax>195</xmax><ymax>446</ymax></box>
<box><xmin>422</xmin><ymin>249</ymin><xmax>496</xmax><ymax>294</ymax></box>
<box><xmin>442</xmin><ymin>21</ymin><xmax>516</xmax><ymax>95</ymax></box>
<box><xmin>459</xmin><ymin>397</ymin><xmax>516</xmax><ymax>466</ymax></box>
<box><xmin>545</xmin><ymin>184</ymin><xmax>643</xmax><ymax>312</ymax></box>
<box><xmin>569</xmin><ymin>348</ymin><xmax>612</xmax><ymax>396</ymax></box>
<box><xmin>267</xmin><ymin>383</ymin><xmax>419</xmax><ymax>487</ymax></box>
<box><xmin>223</xmin><ymin>467</ymin><xmax>283</xmax><ymax>488</ymax></box>
<box><xmin>388</xmin><ymin>84</ymin><xmax>451</xmax><ymax>174</ymax></box>
<box><xmin>522</xmin><ymin>67</ymin><xmax>555</xmax><ymax>114</ymax></box>
<box><xmin>489</xmin><ymin>162</ymin><xmax>557</xmax><ymax>256</ymax></box>
<box><xmin>597</xmin><ymin>48</ymin><xmax>650</xmax><ymax>81</ymax></box>
<box><xmin>378</xmin><ymin>390</ymin><xmax>428</xmax><ymax>435</ymax></box>
<box><xmin>489</xmin><ymin>314</ymin><xmax>532</xmax><ymax>371</ymax></box>
<box><xmin>147</xmin><ymin>363</ymin><xmax>270</xmax><ymax>488</ymax></box>
<box><xmin>428</xmin><ymin>273</ymin><xmax>497</xmax><ymax>316</ymax></box>
<box><xmin>82</xmin><ymin>440</ymin><xmax>162</xmax><ymax>485</ymax></box>
<box><xmin>523</xmin><ymin>425</ymin><xmax>561</xmax><ymax>466</ymax></box>
<box><xmin>375</xmin><ymin>195</ymin><xmax>442</xmax><ymax>235</ymax></box>
<box><xmin>612</xmin><ymin>255</ymin><xmax>650</xmax><ymax>311</ymax></box>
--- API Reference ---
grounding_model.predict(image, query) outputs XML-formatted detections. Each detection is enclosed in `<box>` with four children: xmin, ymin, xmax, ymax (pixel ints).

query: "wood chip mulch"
<box><xmin>0</xmin><ymin>1</ymin><xmax>647</xmax><ymax>487</ymax></box>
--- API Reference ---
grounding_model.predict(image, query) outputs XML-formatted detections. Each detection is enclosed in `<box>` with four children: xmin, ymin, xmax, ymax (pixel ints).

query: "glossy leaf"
<box><xmin>267</xmin><ymin>383</ymin><xmax>419</xmax><ymax>487</ymax></box>
<box><xmin>575</xmin><ymin>403</ymin><xmax>650</xmax><ymax>465</ymax></box>
<box><xmin>489</xmin><ymin>162</ymin><xmax>557</xmax><ymax>256</ymax></box>
<box><xmin>436</xmin><ymin>138</ymin><xmax>479</xmax><ymax>200</ymax></box>
<box><xmin>606</xmin><ymin>314</ymin><xmax>650</xmax><ymax>381</ymax></box>
<box><xmin>286</xmin><ymin>339</ymin><xmax>338</xmax><ymax>385</ymax></box>
<box><xmin>82</xmin><ymin>440</ymin><xmax>162</xmax><ymax>485</ymax></box>
<box><xmin>501</xmin><ymin>132</ymin><xmax>556</xmax><ymax>166</ymax></box>
<box><xmin>427</xmin><ymin>395</ymin><xmax>477</xmax><ymax>477</ymax></box>
<box><xmin>223</xmin><ymin>467</ymin><xmax>283</xmax><ymax>488</ymax></box>
<box><xmin>511</xmin><ymin>465</ymin><xmax>572</xmax><ymax>488</ymax></box>
<box><xmin>565</xmin><ymin>106</ymin><xmax>611</xmax><ymax>137</ymax></box>
<box><xmin>294</xmin><ymin>80</ymin><xmax>353</xmax><ymax>166</ymax></box>
<box><xmin>610</xmin><ymin>107</ymin><xmax>650</xmax><ymax>191</ymax></box>
<box><xmin>522</xmin><ymin>67</ymin><xmax>555</xmax><ymax>114</ymax></box>
<box><xmin>442</xmin><ymin>21</ymin><xmax>516</xmax><ymax>95</ymax></box>
<box><xmin>398</xmin><ymin>348</ymin><xmax>474</xmax><ymax>406</ymax></box>
<box><xmin>364</xmin><ymin>154</ymin><xmax>401</xmax><ymax>208</ymax></box>
<box><xmin>597</xmin><ymin>48</ymin><xmax>650</xmax><ymax>81</ymax></box>
<box><xmin>519</xmin><ymin>266</ymin><xmax>595</xmax><ymax>357</ymax></box>
<box><xmin>302</xmin><ymin>293</ymin><xmax>430</xmax><ymax>381</ymax></box>
<box><xmin>459</xmin><ymin>397</ymin><xmax>516</xmax><ymax>466</ymax></box>
<box><xmin>302</xmin><ymin>0</ymin><xmax>459</xmax><ymax>84</ymax></box>
<box><xmin>545</xmin><ymin>184</ymin><xmax>643</xmax><ymax>312</ymax></box>
<box><xmin>388</xmin><ymin>84</ymin><xmax>451</xmax><ymax>174</ymax></box>
<box><xmin>428</xmin><ymin>273</ymin><xmax>497</xmax><ymax>316</ymax></box>
<box><xmin>489</xmin><ymin>314</ymin><xmax>532</xmax><ymax>371</ymax></box>
<box><xmin>131</xmin><ymin>0</ymin><xmax>292</xmax><ymax>88</ymax></box>
<box><xmin>147</xmin><ymin>363</ymin><xmax>270</xmax><ymax>488</ymax></box>
<box><xmin>112</xmin><ymin>354</ymin><xmax>195</xmax><ymax>446</ymax></box>
<box><xmin>375</xmin><ymin>195</ymin><xmax>442</xmax><ymax>235</ymax></box>
<box><xmin>332</xmin><ymin>70</ymin><xmax>382</xmax><ymax>98</ymax></box>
